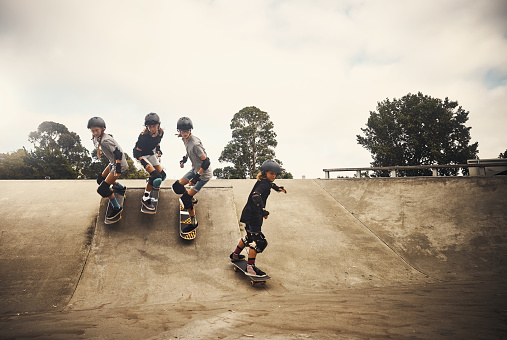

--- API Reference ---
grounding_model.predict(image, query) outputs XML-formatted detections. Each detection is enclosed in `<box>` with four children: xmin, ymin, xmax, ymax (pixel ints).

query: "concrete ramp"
<box><xmin>68</xmin><ymin>186</ymin><xmax>252</xmax><ymax>310</ymax></box>
<box><xmin>224</xmin><ymin>179</ymin><xmax>430</xmax><ymax>290</ymax></box>
<box><xmin>2</xmin><ymin>178</ymin><xmax>506</xmax><ymax>316</ymax></box>
<box><xmin>0</xmin><ymin>180</ymin><xmax>98</xmax><ymax>315</ymax></box>
<box><xmin>317</xmin><ymin>177</ymin><xmax>507</xmax><ymax>281</ymax></box>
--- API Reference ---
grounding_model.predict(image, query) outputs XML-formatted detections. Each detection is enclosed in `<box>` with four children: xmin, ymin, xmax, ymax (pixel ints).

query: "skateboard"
<box><xmin>104</xmin><ymin>188</ymin><xmax>126</xmax><ymax>224</ymax></box>
<box><xmin>231</xmin><ymin>259</ymin><xmax>271</xmax><ymax>286</ymax></box>
<box><xmin>141</xmin><ymin>187</ymin><xmax>160</xmax><ymax>214</ymax></box>
<box><xmin>179</xmin><ymin>198</ymin><xmax>197</xmax><ymax>240</ymax></box>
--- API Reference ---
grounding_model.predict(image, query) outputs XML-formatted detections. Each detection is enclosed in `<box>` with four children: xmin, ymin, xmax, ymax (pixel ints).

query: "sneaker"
<box><xmin>142</xmin><ymin>197</ymin><xmax>156</xmax><ymax>211</ymax></box>
<box><xmin>246</xmin><ymin>264</ymin><xmax>266</xmax><ymax>277</ymax></box>
<box><xmin>112</xmin><ymin>184</ymin><xmax>127</xmax><ymax>193</ymax></box>
<box><xmin>182</xmin><ymin>216</ymin><xmax>198</xmax><ymax>233</ymax></box>
<box><xmin>107</xmin><ymin>206</ymin><xmax>123</xmax><ymax>219</ymax></box>
<box><xmin>229</xmin><ymin>252</ymin><xmax>245</xmax><ymax>262</ymax></box>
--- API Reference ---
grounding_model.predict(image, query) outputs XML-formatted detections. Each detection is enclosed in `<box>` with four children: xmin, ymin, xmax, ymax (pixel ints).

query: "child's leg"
<box><xmin>105</xmin><ymin>172</ymin><xmax>122</xmax><ymax>210</ymax></box>
<box><xmin>144</xmin><ymin>164</ymin><xmax>156</xmax><ymax>197</ymax></box>
<box><xmin>247</xmin><ymin>247</ymin><xmax>258</xmax><ymax>266</ymax></box>
<box><xmin>186</xmin><ymin>188</ymin><xmax>198</xmax><ymax>217</ymax></box>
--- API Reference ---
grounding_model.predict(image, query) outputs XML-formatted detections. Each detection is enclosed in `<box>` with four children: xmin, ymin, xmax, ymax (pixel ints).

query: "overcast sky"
<box><xmin>1</xmin><ymin>0</ymin><xmax>506</xmax><ymax>179</ymax></box>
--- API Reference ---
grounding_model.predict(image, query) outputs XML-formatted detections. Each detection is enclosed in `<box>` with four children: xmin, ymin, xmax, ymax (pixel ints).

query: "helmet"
<box><xmin>260</xmin><ymin>159</ymin><xmax>281</xmax><ymax>174</ymax></box>
<box><xmin>87</xmin><ymin>117</ymin><xmax>106</xmax><ymax>129</ymax></box>
<box><xmin>145</xmin><ymin>112</ymin><xmax>161</xmax><ymax>126</ymax></box>
<box><xmin>177</xmin><ymin>117</ymin><xmax>193</xmax><ymax>130</ymax></box>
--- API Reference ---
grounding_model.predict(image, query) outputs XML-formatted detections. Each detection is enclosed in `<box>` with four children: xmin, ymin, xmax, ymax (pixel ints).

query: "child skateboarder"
<box><xmin>133</xmin><ymin>112</ymin><xmax>167</xmax><ymax>211</ymax></box>
<box><xmin>230</xmin><ymin>160</ymin><xmax>287</xmax><ymax>277</ymax></box>
<box><xmin>88</xmin><ymin>116</ymin><xmax>128</xmax><ymax>221</ymax></box>
<box><xmin>172</xmin><ymin>117</ymin><xmax>212</xmax><ymax>233</ymax></box>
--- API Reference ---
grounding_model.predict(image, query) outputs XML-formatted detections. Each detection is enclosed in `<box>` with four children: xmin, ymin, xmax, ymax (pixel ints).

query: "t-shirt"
<box><xmin>93</xmin><ymin>133</ymin><xmax>128</xmax><ymax>171</ymax></box>
<box><xmin>183</xmin><ymin>135</ymin><xmax>212</xmax><ymax>181</ymax></box>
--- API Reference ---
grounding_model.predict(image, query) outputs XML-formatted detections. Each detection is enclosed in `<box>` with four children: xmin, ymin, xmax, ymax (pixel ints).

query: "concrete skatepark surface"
<box><xmin>0</xmin><ymin>177</ymin><xmax>506</xmax><ymax>339</ymax></box>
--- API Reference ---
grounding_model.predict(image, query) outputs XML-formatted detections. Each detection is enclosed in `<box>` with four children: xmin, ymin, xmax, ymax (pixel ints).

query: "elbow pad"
<box><xmin>251</xmin><ymin>192</ymin><xmax>264</xmax><ymax>209</ymax></box>
<box><xmin>133</xmin><ymin>148</ymin><xmax>142</xmax><ymax>159</ymax></box>
<box><xmin>201</xmin><ymin>157</ymin><xmax>210</xmax><ymax>170</ymax></box>
<box><xmin>113</xmin><ymin>148</ymin><xmax>123</xmax><ymax>161</ymax></box>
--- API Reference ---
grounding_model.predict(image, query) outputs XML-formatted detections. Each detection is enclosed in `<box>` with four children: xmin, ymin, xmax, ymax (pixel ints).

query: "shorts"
<box><xmin>138</xmin><ymin>154</ymin><xmax>160</xmax><ymax>167</ymax></box>
<box><xmin>108</xmin><ymin>162</ymin><xmax>129</xmax><ymax>175</ymax></box>
<box><xmin>183</xmin><ymin>170</ymin><xmax>209</xmax><ymax>192</ymax></box>
<box><xmin>245</xmin><ymin>224</ymin><xmax>262</xmax><ymax>234</ymax></box>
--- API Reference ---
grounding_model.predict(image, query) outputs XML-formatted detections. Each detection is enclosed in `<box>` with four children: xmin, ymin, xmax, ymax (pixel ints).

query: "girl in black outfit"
<box><xmin>230</xmin><ymin>160</ymin><xmax>287</xmax><ymax>277</ymax></box>
<box><xmin>133</xmin><ymin>113</ymin><xmax>167</xmax><ymax>211</ymax></box>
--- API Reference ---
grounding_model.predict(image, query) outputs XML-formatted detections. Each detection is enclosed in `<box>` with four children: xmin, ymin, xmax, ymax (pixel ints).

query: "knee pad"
<box><xmin>245</xmin><ymin>232</ymin><xmax>268</xmax><ymax>253</ymax></box>
<box><xmin>149</xmin><ymin>170</ymin><xmax>162</xmax><ymax>187</ymax></box>
<box><xmin>181</xmin><ymin>192</ymin><xmax>194</xmax><ymax>210</ymax></box>
<box><xmin>96</xmin><ymin>173</ymin><xmax>105</xmax><ymax>185</ymax></box>
<box><xmin>160</xmin><ymin>170</ymin><xmax>167</xmax><ymax>181</ymax></box>
<box><xmin>97</xmin><ymin>181</ymin><xmax>113</xmax><ymax>198</ymax></box>
<box><xmin>172</xmin><ymin>180</ymin><xmax>186</xmax><ymax>194</ymax></box>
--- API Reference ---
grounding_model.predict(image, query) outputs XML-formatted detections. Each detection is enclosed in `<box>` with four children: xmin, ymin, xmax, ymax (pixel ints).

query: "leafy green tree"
<box><xmin>357</xmin><ymin>92</ymin><xmax>478</xmax><ymax>176</ymax></box>
<box><xmin>24</xmin><ymin>146</ymin><xmax>77</xmax><ymax>179</ymax></box>
<box><xmin>216</xmin><ymin>106</ymin><xmax>293</xmax><ymax>179</ymax></box>
<box><xmin>29</xmin><ymin>121</ymin><xmax>92</xmax><ymax>178</ymax></box>
<box><xmin>0</xmin><ymin>149</ymin><xmax>33</xmax><ymax>179</ymax></box>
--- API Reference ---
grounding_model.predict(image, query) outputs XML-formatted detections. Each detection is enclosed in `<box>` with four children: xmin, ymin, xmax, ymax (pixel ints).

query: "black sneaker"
<box><xmin>246</xmin><ymin>264</ymin><xmax>266</xmax><ymax>277</ymax></box>
<box><xmin>229</xmin><ymin>252</ymin><xmax>245</xmax><ymax>262</ymax></box>
<box><xmin>182</xmin><ymin>216</ymin><xmax>198</xmax><ymax>233</ymax></box>
<box><xmin>107</xmin><ymin>206</ymin><xmax>123</xmax><ymax>219</ymax></box>
<box><xmin>112</xmin><ymin>184</ymin><xmax>127</xmax><ymax>193</ymax></box>
<box><xmin>142</xmin><ymin>198</ymin><xmax>156</xmax><ymax>211</ymax></box>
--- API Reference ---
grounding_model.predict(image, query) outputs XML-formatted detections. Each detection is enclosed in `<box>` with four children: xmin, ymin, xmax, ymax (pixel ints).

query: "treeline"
<box><xmin>0</xmin><ymin>121</ymin><xmax>144</xmax><ymax>179</ymax></box>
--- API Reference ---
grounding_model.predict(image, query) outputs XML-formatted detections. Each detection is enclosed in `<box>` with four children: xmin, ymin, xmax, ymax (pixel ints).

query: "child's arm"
<box><xmin>189</xmin><ymin>154</ymin><xmax>210</xmax><ymax>185</ymax></box>
<box><xmin>272</xmin><ymin>183</ymin><xmax>287</xmax><ymax>193</ymax></box>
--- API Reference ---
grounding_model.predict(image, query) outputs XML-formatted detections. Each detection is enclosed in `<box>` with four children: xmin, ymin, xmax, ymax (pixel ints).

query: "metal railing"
<box><xmin>323</xmin><ymin>160</ymin><xmax>507</xmax><ymax>178</ymax></box>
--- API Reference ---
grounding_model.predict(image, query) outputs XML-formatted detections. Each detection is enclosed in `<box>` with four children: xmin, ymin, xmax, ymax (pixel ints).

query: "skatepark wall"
<box><xmin>0</xmin><ymin>177</ymin><xmax>506</xmax><ymax>315</ymax></box>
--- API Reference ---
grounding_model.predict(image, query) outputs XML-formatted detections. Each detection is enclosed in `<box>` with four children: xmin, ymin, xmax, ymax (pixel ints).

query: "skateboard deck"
<box><xmin>231</xmin><ymin>259</ymin><xmax>271</xmax><ymax>286</ymax></box>
<box><xmin>141</xmin><ymin>187</ymin><xmax>160</xmax><ymax>214</ymax></box>
<box><xmin>104</xmin><ymin>188</ymin><xmax>126</xmax><ymax>224</ymax></box>
<box><xmin>179</xmin><ymin>198</ymin><xmax>197</xmax><ymax>240</ymax></box>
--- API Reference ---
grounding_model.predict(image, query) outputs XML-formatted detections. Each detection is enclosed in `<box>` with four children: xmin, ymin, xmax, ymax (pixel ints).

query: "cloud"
<box><xmin>0</xmin><ymin>0</ymin><xmax>506</xmax><ymax>178</ymax></box>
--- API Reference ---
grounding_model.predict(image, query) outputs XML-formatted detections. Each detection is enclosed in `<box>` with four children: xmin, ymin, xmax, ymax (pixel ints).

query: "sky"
<box><xmin>1</xmin><ymin>0</ymin><xmax>506</xmax><ymax>179</ymax></box>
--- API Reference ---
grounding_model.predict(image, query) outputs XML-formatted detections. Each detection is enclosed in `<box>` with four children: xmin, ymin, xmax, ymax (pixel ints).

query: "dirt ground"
<box><xmin>1</xmin><ymin>280</ymin><xmax>506</xmax><ymax>339</ymax></box>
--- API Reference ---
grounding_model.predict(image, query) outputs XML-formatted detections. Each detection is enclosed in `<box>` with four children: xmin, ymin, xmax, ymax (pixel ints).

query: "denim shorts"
<box><xmin>183</xmin><ymin>170</ymin><xmax>209</xmax><ymax>192</ymax></box>
<box><xmin>245</xmin><ymin>224</ymin><xmax>262</xmax><ymax>234</ymax></box>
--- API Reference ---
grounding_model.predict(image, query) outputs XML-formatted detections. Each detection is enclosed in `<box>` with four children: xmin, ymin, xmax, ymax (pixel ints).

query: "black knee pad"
<box><xmin>148</xmin><ymin>170</ymin><xmax>162</xmax><ymax>186</ymax></box>
<box><xmin>160</xmin><ymin>170</ymin><xmax>167</xmax><ymax>181</ymax></box>
<box><xmin>96</xmin><ymin>173</ymin><xmax>105</xmax><ymax>185</ymax></box>
<box><xmin>97</xmin><ymin>181</ymin><xmax>113</xmax><ymax>198</ymax></box>
<box><xmin>172</xmin><ymin>180</ymin><xmax>186</xmax><ymax>194</ymax></box>
<box><xmin>245</xmin><ymin>232</ymin><xmax>268</xmax><ymax>253</ymax></box>
<box><xmin>181</xmin><ymin>192</ymin><xmax>194</xmax><ymax>210</ymax></box>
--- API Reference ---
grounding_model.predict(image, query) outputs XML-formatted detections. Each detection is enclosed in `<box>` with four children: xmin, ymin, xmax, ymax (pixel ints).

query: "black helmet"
<box><xmin>177</xmin><ymin>117</ymin><xmax>193</xmax><ymax>130</ymax></box>
<box><xmin>145</xmin><ymin>112</ymin><xmax>161</xmax><ymax>126</ymax></box>
<box><xmin>260</xmin><ymin>159</ymin><xmax>281</xmax><ymax>174</ymax></box>
<box><xmin>87</xmin><ymin>117</ymin><xmax>106</xmax><ymax>129</ymax></box>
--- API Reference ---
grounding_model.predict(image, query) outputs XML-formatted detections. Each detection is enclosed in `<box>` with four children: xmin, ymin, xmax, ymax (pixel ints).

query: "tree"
<box><xmin>29</xmin><ymin>121</ymin><xmax>92</xmax><ymax>178</ymax></box>
<box><xmin>356</xmin><ymin>92</ymin><xmax>479</xmax><ymax>176</ymax></box>
<box><xmin>215</xmin><ymin>106</ymin><xmax>293</xmax><ymax>179</ymax></box>
<box><xmin>24</xmin><ymin>146</ymin><xmax>77</xmax><ymax>179</ymax></box>
<box><xmin>499</xmin><ymin>149</ymin><xmax>507</xmax><ymax>158</ymax></box>
<box><xmin>0</xmin><ymin>149</ymin><xmax>34</xmax><ymax>179</ymax></box>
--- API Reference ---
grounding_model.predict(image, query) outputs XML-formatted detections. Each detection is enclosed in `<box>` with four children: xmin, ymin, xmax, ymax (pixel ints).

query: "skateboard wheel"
<box><xmin>233</xmin><ymin>267</ymin><xmax>238</xmax><ymax>272</ymax></box>
<box><xmin>251</xmin><ymin>281</ymin><xmax>255</xmax><ymax>286</ymax></box>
